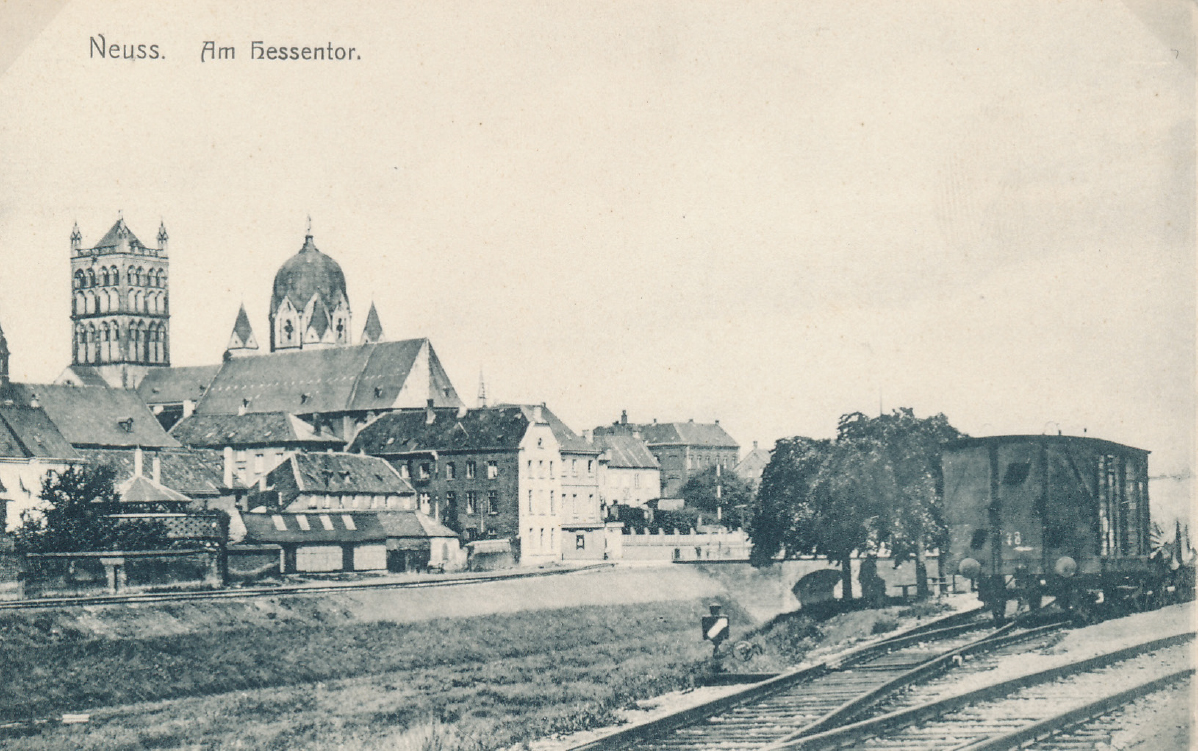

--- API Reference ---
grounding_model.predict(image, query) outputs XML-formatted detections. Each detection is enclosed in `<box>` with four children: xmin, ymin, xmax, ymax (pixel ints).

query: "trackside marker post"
<box><xmin>701</xmin><ymin>603</ymin><xmax>730</xmax><ymax>660</ymax></box>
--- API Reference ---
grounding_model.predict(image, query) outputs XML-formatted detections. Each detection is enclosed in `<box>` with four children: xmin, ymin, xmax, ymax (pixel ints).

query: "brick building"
<box><xmin>349</xmin><ymin>403</ymin><xmax>562</xmax><ymax>565</ymax></box>
<box><xmin>595</xmin><ymin>412</ymin><xmax>739</xmax><ymax>498</ymax></box>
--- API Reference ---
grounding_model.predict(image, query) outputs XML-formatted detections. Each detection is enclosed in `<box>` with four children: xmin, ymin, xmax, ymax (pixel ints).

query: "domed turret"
<box><xmin>268</xmin><ymin>224</ymin><xmax>352</xmax><ymax>352</ymax></box>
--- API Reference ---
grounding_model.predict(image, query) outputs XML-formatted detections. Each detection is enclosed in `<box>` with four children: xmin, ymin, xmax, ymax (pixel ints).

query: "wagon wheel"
<box><xmin>732</xmin><ymin>641</ymin><xmax>762</xmax><ymax>663</ymax></box>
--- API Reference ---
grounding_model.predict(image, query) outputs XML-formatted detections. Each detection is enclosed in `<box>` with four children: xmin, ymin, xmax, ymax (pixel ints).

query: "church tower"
<box><xmin>68</xmin><ymin>215</ymin><xmax>170</xmax><ymax>389</ymax></box>
<box><xmin>268</xmin><ymin>222</ymin><xmax>352</xmax><ymax>352</ymax></box>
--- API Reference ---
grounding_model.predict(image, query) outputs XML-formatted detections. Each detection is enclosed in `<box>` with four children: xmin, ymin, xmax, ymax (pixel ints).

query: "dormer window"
<box><xmin>300</xmin><ymin>393</ymin><xmax>310</xmax><ymax>405</ymax></box>
<box><xmin>117</xmin><ymin>417</ymin><xmax>134</xmax><ymax>433</ymax></box>
<box><xmin>374</xmin><ymin>386</ymin><xmax>384</xmax><ymax>398</ymax></box>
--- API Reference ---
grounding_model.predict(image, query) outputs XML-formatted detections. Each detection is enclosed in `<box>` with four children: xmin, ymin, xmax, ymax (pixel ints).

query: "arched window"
<box><xmin>86</xmin><ymin>268</ymin><xmax>95</xmax><ymax>287</ymax></box>
<box><xmin>128</xmin><ymin>266</ymin><xmax>136</xmax><ymax>286</ymax></box>
<box><xmin>84</xmin><ymin>291</ymin><xmax>94</xmax><ymax>315</ymax></box>
<box><xmin>136</xmin><ymin>267</ymin><xmax>145</xmax><ymax>286</ymax></box>
<box><xmin>156</xmin><ymin>270</ymin><xmax>165</xmax><ymax>288</ymax></box>
<box><xmin>86</xmin><ymin>324</ymin><xmax>97</xmax><ymax>363</ymax></box>
<box><xmin>100</xmin><ymin>268</ymin><xmax>109</xmax><ymax>286</ymax></box>
<box><xmin>111</xmin><ymin>266</ymin><xmax>120</xmax><ymax>286</ymax></box>
<box><xmin>100</xmin><ymin>323</ymin><xmax>110</xmax><ymax>362</ymax></box>
<box><xmin>74</xmin><ymin>292</ymin><xmax>84</xmax><ymax>316</ymax></box>
<box><xmin>127</xmin><ymin>290</ymin><xmax>136</xmax><ymax>311</ymax></box>
<box><xmin>74</xmin><ymin>325</ymin><xmax>85</xmax><ymax>363</ymax></box>
<box><xmin>74</xmin><ymin>270</ymin><xmax>85</xmax><ymax>289</ymax></box>
<box><xmin>99</xmin><ymin>291</ymin><xmax>108</xmax><ymax>314</ymax></box>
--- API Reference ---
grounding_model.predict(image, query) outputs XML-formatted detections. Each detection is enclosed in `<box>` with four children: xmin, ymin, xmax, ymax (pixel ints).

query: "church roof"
<box><xmin>227</xmin><ymin>305</ymin><xmax>258</xmax><ymax>350</ymax></box>
<box><xmin>195</xmin><ymin>339</ymin><xmax>463</xmax><ymax>416</ymax></box>
<box><xmin>1</xmin><ymin>383</ymin><xmax>179</xmax><ymax>448</ymax></box>
<box><xmin>137</xmin><ymin>364</ymin><xmax>222</xmax><ymax>406</ymax></box>
<box><xmin>92</xmin><ymin>217</ymin><xmax>149</xmax><ymax>251</ymax></box>
<box><xmin>361</xmin><ymin>303</ymin><xmax>384</xmax><ymax>343</ymax></box>
<box><xmin>270</xmin><ymin>234</ymin><xmax>348</xmax><ymax>316</ymax></box>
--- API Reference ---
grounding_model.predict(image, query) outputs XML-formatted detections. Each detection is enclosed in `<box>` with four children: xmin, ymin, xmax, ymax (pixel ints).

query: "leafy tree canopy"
<box><xmin>679</xmin><ymin>465</ymin><xmax>753</xmax><ymax>526</ymax></box>
<box><xmin>748</xmin><ymin>409</ymin><xmax>965</xmax><ymax>598</ymax></box>
<box><xmin>15</xmin><ymin>464</ymin><xmax>171</xmax><ymax>554</ymax></box>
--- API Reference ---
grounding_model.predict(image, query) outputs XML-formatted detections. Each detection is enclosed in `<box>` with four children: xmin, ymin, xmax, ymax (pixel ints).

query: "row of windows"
<box><xmin>403</xmin><ymin>460</ymin><xmax>499</xmax><ymax>481</ymax></box>
<box><xmin>420</xmin><ymin>490</ymin><xmax>500</xmax><ymax>516</ymax></box>
<box><xmin>74</xmin><ymin>321</ymin><xmax>166</xmax><ymax>364</ymax></box>
<box><xmin>74</xmin><ymin>266</ymin><xmax>165</xmax><ymax>289</ymax></box>
<box><xmin>528</xmin><ymin>526</ymin><xmax>558</xmax><ymax>552</ymax></box>
<box><xmin>74</xmin><ymin>289</ymin><xmax>166</xmax><ymax>316</ymax></box>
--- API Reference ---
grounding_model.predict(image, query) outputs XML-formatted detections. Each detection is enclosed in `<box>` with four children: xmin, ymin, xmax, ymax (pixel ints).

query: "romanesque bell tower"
<box><xmin>68</xmin><ymin>215</ymin><xmax>170</xmax><ymax>388</ymax></box>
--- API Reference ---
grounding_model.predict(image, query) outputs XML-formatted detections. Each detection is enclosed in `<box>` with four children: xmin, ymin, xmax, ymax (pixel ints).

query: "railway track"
<box><xmin>770</xmin><ymin>631</ymin><xmax>1194</xmax><ymax>750</ymax></box>
<box><xmin>570</xmin><ymin>608</ymin><xmax>1067</xmax><ymax>751</ymax></box>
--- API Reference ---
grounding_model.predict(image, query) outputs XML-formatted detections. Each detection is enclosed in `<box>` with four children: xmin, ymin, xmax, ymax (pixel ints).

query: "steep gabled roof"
<box><xmin>78</xmin><ymin>447</ymin><xmax>227</xmax><ymax>497</ymax></box>
<box><xmin>170</xmin><ymin>412</ymin><xmax>340</xmax><ymax>448</ymax></box>
<box><xmin>137</xmin><ymin>365</ymin><xmax>222</xmax><ymax>406</ymax></box>
<box><xmin>2</xmin><ymin>383</ymin><xmax>178</xmax><ymax>448</ymax></box>
<box><xmin>498</xmin><ymin>404</ymin><xmax>598</xmax><ymax>454</ymax></box>
<box><xmin>0</xmin><ymin>406</ymin><xmax>79</xmax><ymax>459</ymax></box>
<box><xmin>281</xmin><ymin>452</ymin><xmax>414</xmax><ymax>496</ymax></box>
<box><xmin>596</xmin><ymin>434</ymin><xmax>659</xmax><ymax>469</ymax></box>
<box><xmin>227</xmin><ymin>305</ymin><xmax>258</xmax><ymax>351</ymax></box>
<box><xmin>195</xmin><ymin>339</ymin><xmax>463</xmax><ymax>416</ymax></box>
<box><xmin>349</xmin><ymin>406</ymin><xmax>531</xmax><ymax>455</ymax></box>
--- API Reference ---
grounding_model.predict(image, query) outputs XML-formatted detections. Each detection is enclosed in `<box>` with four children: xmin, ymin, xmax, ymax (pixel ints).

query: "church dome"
<box><xmin>270</xmin><ymin>233</ymin><xmax>349</xmax><ymax>316</ymax></box>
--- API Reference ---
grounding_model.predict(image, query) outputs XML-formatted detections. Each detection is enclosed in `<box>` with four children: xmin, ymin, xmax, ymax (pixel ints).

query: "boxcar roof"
<box><xmin>943</xmin><ymin>434</ymin><xmax>1149</xmax><ymax>456</ymax></box>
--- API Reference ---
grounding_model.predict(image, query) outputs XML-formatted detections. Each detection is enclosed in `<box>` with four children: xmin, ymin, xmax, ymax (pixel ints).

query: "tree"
<box><xmin>679</xmin><ymin>465</ymin><xmax>753</xmax><ymax>527</ymax></box>
<box><xmin>14</xmin><ymin>464</ymin><xmax>171</xmax><ymax>553</ymax></box>
<box><xmin>749</xmin><ymin>409</ymin><xmax>965</xmax><ymax>600</ymax></box>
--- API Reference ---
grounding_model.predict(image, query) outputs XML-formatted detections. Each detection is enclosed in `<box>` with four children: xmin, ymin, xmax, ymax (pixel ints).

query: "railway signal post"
<box><xmin>701</xmin><ymin>603</ymin><xmax>729</xmax><ymax>660</ymax></box>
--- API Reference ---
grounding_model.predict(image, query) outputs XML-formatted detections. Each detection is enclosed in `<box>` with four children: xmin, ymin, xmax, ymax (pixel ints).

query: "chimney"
<box><xmin>223</xmin><ymin>446</ymin><xmax>234</xmax><ymax>488</ymax></box>
<box><xmin>259</xmin><ymin>470</ymin><xmax>267</xmax><ymax>492</ymax></box>
<box><xmin>457</xmin><ymin>405</ymin><xmax>467</xmax><ymax>419</ymax></box>
<box><xmin>533</xmin><ymin>404</ymin><xmax>543</xmax><ymax>423</ymax></box>
<box><xmin>183</xmin><ymin>399</ymin><xmax>195</xmax><ymax>419</ymax></box>
<box><xmin>152</xmin><ymin>454</ymin><xmax>161</xmax><ymax>484</ymax></box>
<box><xmin>133</xmin><ymin>446</ymin><xmax>144</xmax><ymax>478</ymax></box>
<box><xmin>582</xmin><ymin>429</ymin><xmax>592</xmax><ymax>443</ymax></box>
<box><xmin>425</xmin><ymin>398</ymin><xmax>436</xmax><ymax>425</ymax></box>
<box><xmin>753</xmin><ymin>441</ymin><xmax>758</xmax><ymax>450</ymax></box>
<box><xmin>620</xmin><ymin>409</ymin><xmax>627</xmax><ymax>425</ymax></box>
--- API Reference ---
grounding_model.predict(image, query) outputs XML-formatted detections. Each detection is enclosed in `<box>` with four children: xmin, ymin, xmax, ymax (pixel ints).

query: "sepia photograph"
<box><xmin>0</xmin><ymin>1</ymin><xmax>1195</xmax><ymax>749</ymax></box>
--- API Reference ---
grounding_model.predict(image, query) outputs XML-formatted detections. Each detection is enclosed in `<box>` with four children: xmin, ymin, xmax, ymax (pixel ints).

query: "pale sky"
<box><xmin>0</xmin><ymin>1</ymin><xmax>1195</xmax><ymax>524</ymax></box>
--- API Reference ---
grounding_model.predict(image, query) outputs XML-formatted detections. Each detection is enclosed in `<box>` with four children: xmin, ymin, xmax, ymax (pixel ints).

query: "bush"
<box><xmin>870</xmin><ymin>616</ymin><xmax>899</xmax><ymax>634</ymax></box>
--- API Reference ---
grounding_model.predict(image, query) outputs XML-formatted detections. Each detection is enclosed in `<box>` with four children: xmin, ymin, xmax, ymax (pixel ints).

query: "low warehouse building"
<box><xmin>241</xmin><ymin>511</ymin><xmax>387</xmax><ymax>573</ymax></box>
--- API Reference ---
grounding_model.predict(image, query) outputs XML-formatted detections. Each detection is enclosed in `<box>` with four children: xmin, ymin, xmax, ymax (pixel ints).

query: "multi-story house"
<box><xmin>498</xmin><ymin>405</ymin><xmax>608</xmax><ymax>560</ymax></box>
<box><xmin>595</xmin><ymin>411</ymin><xmax>739</xmax><ymax>498</ymax></box>
<box><xmin>595</xmin><ymin>433</ymin><xmax>661</xmax><ymax>509</ymax></box>
<box><xmin>169</xmin><ymin>412</ymin><xmax>343</xmax><ymax>488</ymax></box>
<box><xmin>348</xmin><ymin>403</ymin><xmax>562</xmax><ymax>565</ymax></box>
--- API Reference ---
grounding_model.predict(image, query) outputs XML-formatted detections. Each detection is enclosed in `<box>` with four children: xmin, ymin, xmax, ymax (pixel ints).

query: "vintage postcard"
<box><xmin>0</xmin><ymin>2</ymin><xmax>1194</xmax><ymax>749</ymax></box>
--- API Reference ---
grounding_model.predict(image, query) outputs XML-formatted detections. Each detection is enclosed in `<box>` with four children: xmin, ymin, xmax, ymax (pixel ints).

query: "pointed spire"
<box><xmin>70</xmin><ymin>221</ymin><xmax>82</xmax><ymax>252</ymax></box>
<box><xmin>477</xmin><ymin>368</ymin><xmax>487</xmax><ymax>408</ymax></box>
<box><xmin>360</xmin><ymin>302</ymin><xmax>384</xmax><ymax>343</ymax></box>
<box><xmin>225</xmin><ymin>304</ymin><xmax>259</xmax><ymax>357</ymax></box>
<box><xmin>157</xmin><ymin>219</ymin><xmax>168</xmax><ymax>252</ymax></box>
<box><xmin>305</xmin><ymin>215</ymin><xmax>312</xmax><ymax>238</ymax></box>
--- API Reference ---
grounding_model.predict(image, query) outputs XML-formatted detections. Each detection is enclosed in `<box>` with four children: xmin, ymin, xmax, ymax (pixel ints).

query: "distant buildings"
<box><xmin>596</xmin><ymin>411</ymin><xmax>739</xmax><ymax>498</ymax></box>
<box><xmin>735</xmin><ymin>441</ymin><xmax>772</xmax><ymax>490</ymax></box>
<box><xmin>594</xmin><ymin>434</ymin><xmax>661</xmax><ymax>508</ymax></box>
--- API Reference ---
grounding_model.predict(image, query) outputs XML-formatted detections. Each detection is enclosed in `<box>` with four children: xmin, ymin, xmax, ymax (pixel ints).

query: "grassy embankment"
<box><xmin>0</xmin><ymin>597</ymin><xmax>743</xmax><ymax>750</ymax></box>
<box><xmin>0</xmin><ymin>585</ymin><xmax>953</xmax><ymax>750</ymax></box>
